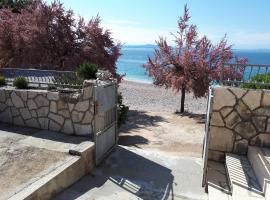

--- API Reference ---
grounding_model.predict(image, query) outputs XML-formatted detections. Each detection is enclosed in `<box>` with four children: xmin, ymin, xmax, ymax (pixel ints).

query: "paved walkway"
<box><xmin>54</xmin><ymin>145</ymin><xmax>207</xmax><ymax>200</ymax></box>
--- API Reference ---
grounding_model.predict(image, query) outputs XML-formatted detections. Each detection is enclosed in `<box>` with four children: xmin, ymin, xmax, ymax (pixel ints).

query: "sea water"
<box><xmin>117</xmin><ymin>46</ymin><xmax>270</xmax><ymax>83</ymax></box>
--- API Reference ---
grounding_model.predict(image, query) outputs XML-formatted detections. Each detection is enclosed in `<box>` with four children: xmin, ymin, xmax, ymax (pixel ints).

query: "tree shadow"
<box><xmin>54</xmin><ymin>146</ymin><xmax>175</xmax><ymax>200</ymax></box>
<box><xmin>119</xmin><ymin>110</ymin><xmax>168</xmax><ymax>134</ymax></box>
<box><xmin>174</xmin><ymin>111</ymin><xmax>206</xmax><ymax>124</ymax></box>
<box><xmin>118</xmin><ymin>135</ymin><xmax>149</xmax><ymax>148</ymax></box>
<box><xmin>118</xmin><ymin>110</ymin><xmax>168</xmax><ymax>147</ymax></box>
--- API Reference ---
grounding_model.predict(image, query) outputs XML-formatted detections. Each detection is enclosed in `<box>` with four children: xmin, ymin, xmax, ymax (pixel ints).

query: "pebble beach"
<box><xmin>119</xmin><ymin>80</ymin><xmax>207</xmax><ymax>114</ymax></box>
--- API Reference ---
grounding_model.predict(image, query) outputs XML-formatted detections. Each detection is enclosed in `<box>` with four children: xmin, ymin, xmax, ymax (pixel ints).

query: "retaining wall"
<box><xmin>208</xmin><ymin>86</ymin><xmax>270</xmax><ymax>162</ymax></box>
<box><xmin>0</xmin><ymin>80</ymin><xmax>106</xmax><ymax>136</ymax></box>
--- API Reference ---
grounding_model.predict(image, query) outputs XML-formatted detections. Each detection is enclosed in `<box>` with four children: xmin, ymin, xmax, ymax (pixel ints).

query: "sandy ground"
<box><xmin>119</xmin><ymin>110</ymin><xmax>205</xmax><ymax>157</ymax></box>
<box><xmin>118</xmin><ymin>81</ymin><xmax>207</xmax><ymax>157</ymax></box>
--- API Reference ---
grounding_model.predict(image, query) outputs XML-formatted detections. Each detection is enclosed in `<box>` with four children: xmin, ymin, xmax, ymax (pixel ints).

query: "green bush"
<box><xmin>78</xmin><ymin>62</ymin><xmax>98</xmax><ymax>80</ymax></box>
<box><xmin>117</xmin><ymin>92</ymin><xmax>129</xmax><ymax>127</ymax></box>
<box><xmin>0</xmin><ymin>76</ymin><xmax>6</xmax><ymax>86</ymax></box>
<box><xmin>13</xmin><ymin>77</ymin><xmax>28</xmax><ymax>89</ymax></box>
<box><xmin>241</xmin><ymin>73</ymin><xmax>270</xmax><ymax>90</ymax></box>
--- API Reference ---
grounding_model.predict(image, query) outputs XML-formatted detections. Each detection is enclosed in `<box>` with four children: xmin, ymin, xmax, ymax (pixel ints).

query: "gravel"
<box><xmin>119</xmin><ymin>80</ymin><xmax>208</xmax><ymax>114</ymax></box>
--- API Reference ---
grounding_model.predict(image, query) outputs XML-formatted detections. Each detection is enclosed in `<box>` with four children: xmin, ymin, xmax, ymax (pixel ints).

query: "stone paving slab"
<box><xmin>0</xmin><ymin>123</ymin><xmax>92</xmax><ymax>200</ymax></box>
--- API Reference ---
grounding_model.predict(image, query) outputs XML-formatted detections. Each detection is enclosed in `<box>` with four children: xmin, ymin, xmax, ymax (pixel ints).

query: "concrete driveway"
<box><xmin>54</xmin><ymin>145</ymin><xmax>207</xmax><ymax>200</ymax></box>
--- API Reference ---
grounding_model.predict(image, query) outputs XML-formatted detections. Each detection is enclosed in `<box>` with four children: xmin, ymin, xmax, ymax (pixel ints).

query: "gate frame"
<box><xmin>202</xmin><ymin>86</ymin><xmax>214</xmax><ymax>189</ymax></box>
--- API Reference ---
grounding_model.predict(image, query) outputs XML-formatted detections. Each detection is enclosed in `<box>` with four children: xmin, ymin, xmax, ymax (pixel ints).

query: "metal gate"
<box><xmin>94</xmin><ymin>82</ymin><xmax>118</xmax><ymax>166</ymax></box>
<box><xmin>202</xmin><ymin>87</ymin><xmax>214</xmax><ymax>187</ymax></box>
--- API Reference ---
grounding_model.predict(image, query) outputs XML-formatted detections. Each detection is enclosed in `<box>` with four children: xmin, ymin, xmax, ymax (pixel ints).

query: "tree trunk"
<box><xmin>180</xmin><ymin>87</ymin><xmax>185</xmax><ymax>113</ymax></box>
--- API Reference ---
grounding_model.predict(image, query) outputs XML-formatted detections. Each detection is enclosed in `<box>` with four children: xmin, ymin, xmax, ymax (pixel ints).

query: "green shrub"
<box><xmin>78</xmin><ymin>62</ymin><xmax>98</xmax><ymax>80</ymax></box>
<box><xmin>0</xmin><ymin>76</ymin><xmax>6</xmax><ymax>86</ymax></box>
<box><xmin>13</xmin><ymin>77</ymin><xmax>28</xmax><ymax>89</ymax></box>
<box><xmin>241</xmin><ymin>73</ymin><xmax>270</xmax><ymax>90</ymax></box>
<box><xmin>117</xmin><ymin>92</ymin><xmax>129</xmax><ymax>127</ymax></box>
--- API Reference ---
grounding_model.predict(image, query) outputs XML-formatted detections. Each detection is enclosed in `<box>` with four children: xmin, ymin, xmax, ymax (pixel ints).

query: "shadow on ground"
<box><xmin>118</xmin><ymin>110</ymin><xmax>168</xmax><ymax>147</ymax></box>
<box><xmin>118</xmin><ymin>135</ymin><xmax>149</xmax><ymax>147</ymax></box>
<box><xmin>54</xmin><ymin>146</ymin><xmax>175</xmax><ymax>200</ymax></box>
<box><xmin>174</xmin><ymin>111</ymin><xmax>206</xmax><ymax>124</ymax></box>
<box><xmin>119</xmin><ymin>110</ymin><xmax>168</xmax><ymax>133</ymax></box>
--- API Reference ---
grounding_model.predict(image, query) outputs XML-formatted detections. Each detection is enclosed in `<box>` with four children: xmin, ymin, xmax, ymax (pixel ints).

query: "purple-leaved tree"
<box><xmin>0</xmin><ymin>0</ymin><xmax>122</xmax><ymax>80</ymax></box>
<box><xmin>144</xmin><ymin>5</ymin><xmax>247</xmax><ymax>113</ymax></box>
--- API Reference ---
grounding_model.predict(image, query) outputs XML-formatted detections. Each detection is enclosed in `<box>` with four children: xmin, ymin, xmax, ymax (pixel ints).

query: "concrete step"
<box><xmin>8</xmin><ymin>141</ymin><xmax>95</xmax><ymax>200</ymax></box>
<box><xmin>225</xmin><ymin>153</ymin><xmax>264</xmax><ymax>200</ymax></box>
<box><xmin>248</xmin><ymin>146</ymin><xmax>270</xmax><ymax>200</ymax></box>
<box><xmin>207</xmin><ymin>161</ymin><xmax>232</xmax><ymax>200</ymax></box>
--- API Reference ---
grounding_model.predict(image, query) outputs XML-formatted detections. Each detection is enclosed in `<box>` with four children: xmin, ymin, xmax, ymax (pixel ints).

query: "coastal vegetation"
<box><xmin>0</xmin><ymin>0</ymin><xmax>121</xmax><ymax>80</ymax></box>
<box><xmin>144</xmin><ymin>5</ymin><xmax>247</xmax><ymax>113</ymax></box>
<box><xmin>0</xmin><ymin>0</ymin><xmax>32</xmax><ymax>12</ymax></box>
<box><xmin>78</xmin><ymin>62</ymin><xmax>98</xmax><ymax>80</ymax></box>
<box><xmin>13</xmin><ymin>76</ymin><xmax>28</xmax><ymax>89</ymax></box>
<box><xmin>117</xmin><ymin>92</ymin><xmax>129</xmax><ymax>127</ymax></box>
<box><xmin>241</xmin><ymin>73</ymin><xmax>270</xmax><ymax>89</ymax></box>
<box><xmin>0</xmin><ymin>0</ymin><xmax>129</xmax><ymax>126</ymax></box>
<box><xmin>0</xmin><ymin>76</ymin><xmax>6</xmax><ymax>86</ymax></box>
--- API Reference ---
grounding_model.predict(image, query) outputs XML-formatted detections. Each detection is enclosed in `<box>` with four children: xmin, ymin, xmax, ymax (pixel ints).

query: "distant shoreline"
<box><xmin>122</xmin><ymin>77</ymin><xmax>152</xmax><ymax>84</ymax></box>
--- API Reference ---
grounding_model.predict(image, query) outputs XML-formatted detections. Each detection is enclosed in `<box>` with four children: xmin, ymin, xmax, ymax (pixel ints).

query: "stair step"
<box><xmin>225</xmin><ymin>153</ymin><xmax>264</xmax><ymax>200</ymax></box>
<box><xmin>248</xmin><ymin>146</ymin><xmax>270</xmax><ymax>200</ymax></box>
<box><xmin>207</xmin><ymin>161</ymin><xmax>231</xmax><ymax>200</ymax></box>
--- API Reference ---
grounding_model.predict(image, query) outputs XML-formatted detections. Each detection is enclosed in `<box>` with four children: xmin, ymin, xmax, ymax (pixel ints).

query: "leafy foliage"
<box><xmin>0</xmin><ymin>0</ymin><xmax>122</xmax><ymax>80</ymax></box>
<box><xmin>117</xmin><ymin>92</ymin><xmax>129</xmax><ymax>127</ymax></box>
<box><xmin>0</xmin><ymin>0</ymin><xmax>32</xmax><ymax>12</ymax></box>
<box><xmin>78</xmin><ymin>62</ymin><xmax>98</xmax><ymax>80</ymax></box>
<box><xmin>143</xmin><ymin>5</ymin><xmax>247</xmax><ymax>112</ymax></box>
<box><xmin>0</xmin><ymin>75</ymin><xmax>6</xmax><ymax>86</ymax></box>
<box><xmin>241</xmin><ymin>73</ymin><xmax>270</xmax><ymax>90</ymax></box>
<box><xmin>13</xmin><ymin>76</ymin><xmax>28</xmax><ymax>89</ymax></box>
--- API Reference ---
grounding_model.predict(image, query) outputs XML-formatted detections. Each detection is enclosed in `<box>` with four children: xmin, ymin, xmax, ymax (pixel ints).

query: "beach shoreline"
<box><xmin>122</xmin><ymin>78</ymin><xmax>152</xmax><ymax>84</ymax></box>
<box><xmin>119</xmin><ymin>80</ymin><xmax>207</xmax><ymax>114</ymax></box>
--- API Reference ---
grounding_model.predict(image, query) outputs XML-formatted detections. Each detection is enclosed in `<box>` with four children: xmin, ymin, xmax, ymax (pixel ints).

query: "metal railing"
<box><xmin>220</xmin><ymin>63</ymin><xmax>270</xmax><ymax>87</ymax></box>
<box><xmin>0</xmin><ymin>68</ymin><xmax>83</xmax><ymax>89</ymax></box>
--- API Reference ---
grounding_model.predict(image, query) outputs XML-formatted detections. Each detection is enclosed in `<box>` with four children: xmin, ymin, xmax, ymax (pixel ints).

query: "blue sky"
<box><xmin>46</xmin><ymin>0</ymin><xmax>270</xmax><ymax>49</ymax></box>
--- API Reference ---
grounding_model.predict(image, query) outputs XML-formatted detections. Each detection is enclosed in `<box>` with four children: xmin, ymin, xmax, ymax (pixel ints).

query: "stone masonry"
<box><xmin>208</xmin><ymin>86</ymin><xmax>270</xmax><ymax>162</ymax></box>
<box><xmin>0</xmin><ymin>80</ymin><xmax>98</xmax><ymax>136</ymax></box>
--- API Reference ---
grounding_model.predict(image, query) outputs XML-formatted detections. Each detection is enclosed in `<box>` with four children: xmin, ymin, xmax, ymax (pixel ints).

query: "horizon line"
<box><xmin>122</xmin><ymin>44</ymin><xmax>270</xmax><ymax>50</ymax></box>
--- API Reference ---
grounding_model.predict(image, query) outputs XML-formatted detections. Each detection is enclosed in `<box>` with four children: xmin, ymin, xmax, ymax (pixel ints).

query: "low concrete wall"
<box><xmin>208</xmin><ymin>86</ymin><xmax>270</xmax><ymax>162</ymax></box>
<box><xmin>0</xmin><ymin>80</ymin><xmax>98</xmax><ymax>136</ymax></box>
<box><xmin>9</xmin><ymin>141</ymin><xmax>95</xmax><ymax>200</ymax></box>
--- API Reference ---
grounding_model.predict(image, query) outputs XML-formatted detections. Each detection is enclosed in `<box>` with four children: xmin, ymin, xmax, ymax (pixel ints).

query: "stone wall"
<box><xmin>208</xmin><ymin>86</ymin><xmax>270</xmax><ymax>162</ymax></box>
<box><xmin>0</xmin><ymin>80</ymin><xmax>103</xmax><ymax>136</ymax></box>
